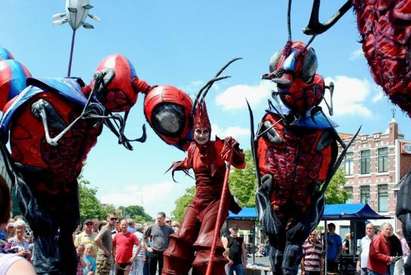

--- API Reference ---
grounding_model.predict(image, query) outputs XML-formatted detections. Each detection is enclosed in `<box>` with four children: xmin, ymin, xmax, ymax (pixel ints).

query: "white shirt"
<box><xmin>360</xmin><ymin>235</ymin><xmax>372</xmax><ymax>268</ymax></box>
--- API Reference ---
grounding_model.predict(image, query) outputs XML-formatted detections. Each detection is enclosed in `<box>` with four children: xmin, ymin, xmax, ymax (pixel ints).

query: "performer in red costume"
<box><xmin>162</xmin><ymin>77</ymin><xmax>245</xmax><ymax>275</ymax></box>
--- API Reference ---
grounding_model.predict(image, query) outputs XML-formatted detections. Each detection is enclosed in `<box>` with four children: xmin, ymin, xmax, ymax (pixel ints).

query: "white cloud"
<box><xmin>349</xmin><ymin>48</ymin><xmax>363</xmax><ymax>61</ymax></box>
<box><xmin>372</xmin><ymin>86</ymin><xmax>385</xmax><ymax>103</ymax></box>
<box><xmin>98</xmin><ymin>181</ymin><xmax>192</xmax><ymax>217</ymax></box>
<box><xmin>215</xmin><ymin>81</ymin><xmax>274</xmax><ymax>110</ymax></box>
<box><xmin>212</xmin><ymin>123</ymin><xmax>249</xmax><ymax>140</ymax></box>
<box><xmin>323</xmin><ymin>76</ymin><xmax>372</xmax><ymax>117</ymax></box>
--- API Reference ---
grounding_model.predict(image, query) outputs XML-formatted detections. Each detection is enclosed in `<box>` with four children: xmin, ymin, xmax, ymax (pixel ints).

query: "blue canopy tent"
<box><xmin>322</xmin><ymin>203</ymin><xmax>389</xmax><ymax>220</ymax></box>
<box><xmin>227</xmin><ymin>203</ymin><xmax>388</xmax><ymax>221</ymax></box>
<box><xmin>227</xmin><ymin>204</ymin><xmax>389</xmax><ymax>272</ymax></box>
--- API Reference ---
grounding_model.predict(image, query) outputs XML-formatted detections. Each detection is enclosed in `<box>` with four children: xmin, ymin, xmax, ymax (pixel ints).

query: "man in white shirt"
<box><xmin>357</xmin><ymin>223</ymin><xmax>375</xmax><ymax>275</ymax></box>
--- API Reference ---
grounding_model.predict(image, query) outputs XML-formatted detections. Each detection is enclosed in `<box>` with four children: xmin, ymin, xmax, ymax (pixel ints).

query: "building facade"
<box><xmin>341</xmin><ymin>119</ymin><xmax>411</xmax><ymax>227</ymax></box>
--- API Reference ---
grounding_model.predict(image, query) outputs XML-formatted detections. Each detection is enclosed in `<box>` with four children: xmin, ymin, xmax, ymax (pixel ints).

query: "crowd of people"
<box><xmin>1</xmin><ymin>214</ymin><xmax>411</xmax><ymax>275</ymax></box>
<box><xmin>298</xmin><ymin>222</ymin><xmax>410</xmax><ymax>275</ymax></box>
<box><xmin>0</xmin><ymin>209</ymin><xmax>251</xmax><ymax>275</ymax></box>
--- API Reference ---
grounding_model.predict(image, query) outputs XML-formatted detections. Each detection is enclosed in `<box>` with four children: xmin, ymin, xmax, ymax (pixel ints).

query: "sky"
<box><xmin>1</xmin><ymin>0</ymin><xmax>410</xmax><ymax>218</ymax></box>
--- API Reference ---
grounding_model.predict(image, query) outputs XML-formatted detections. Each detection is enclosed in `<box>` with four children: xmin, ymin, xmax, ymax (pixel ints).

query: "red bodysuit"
<box><xmin>162</xmin><ymin>137</ymin><xmax>245</xmax><ymax>275</ymax></box>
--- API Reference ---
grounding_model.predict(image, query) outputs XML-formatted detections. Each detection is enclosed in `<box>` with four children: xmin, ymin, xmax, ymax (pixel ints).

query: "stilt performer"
<box><xmin>248</xmin><ymin>1</ymin><xmax>359</xmax><ymax>274</ymax></box>
<box><xmin>162</xmin><ymin>59</ymin><xmax>245</xmax><ymax>275</ymax></box>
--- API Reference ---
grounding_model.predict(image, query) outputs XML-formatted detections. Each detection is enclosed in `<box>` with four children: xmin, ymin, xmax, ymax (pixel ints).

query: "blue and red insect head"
<box><xmin>268</xmin><ymin>41</ymin><xmax>325</xmax><ymax>115</ymax></box>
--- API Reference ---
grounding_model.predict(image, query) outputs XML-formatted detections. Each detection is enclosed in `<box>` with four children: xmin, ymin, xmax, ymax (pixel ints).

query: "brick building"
<box><xmin>341</xmin><ymin>119</ymin><xmax>411</xmax><ymax>228</ymax></box>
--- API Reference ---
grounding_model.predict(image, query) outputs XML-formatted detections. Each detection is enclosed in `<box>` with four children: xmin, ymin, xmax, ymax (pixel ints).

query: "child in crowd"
<box><xmin>83</xmin><ymin>243</ymin><xmax>97</xmax><ymax>275</ymax></box>
<box><xmin>76</xmin><ymin>244</ymin><xmax>86</xmax><ymax>275</ymax></box>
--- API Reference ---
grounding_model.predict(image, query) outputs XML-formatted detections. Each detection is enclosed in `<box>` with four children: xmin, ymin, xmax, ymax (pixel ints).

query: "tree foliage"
<box><xmin>79</xmin><ymin>177</ymin><xmax>106</xmax><ymax>222</ymax></box>
<box><xmin>229</xmin><ymin>150</ymin><xmax>257</xmax><ymax>207</ymax></box>
<box><xmin>79</xmin><ymin>177</ymin><xmax>152</xmax><ymax>223</ymax></box>
<box><xmin>171</xmin><ymin>186</ymin><xmax>195</xmax><ymax>222</ymax></box>
<box><xmin>119</xmin><ymin>205</ymin><xmax>152</xmax><ymax>223</ymax></box>
<box><xmin>325</xmin><ymin>168</ymin><xmax>348</xmax><ymax>204</ymax></box>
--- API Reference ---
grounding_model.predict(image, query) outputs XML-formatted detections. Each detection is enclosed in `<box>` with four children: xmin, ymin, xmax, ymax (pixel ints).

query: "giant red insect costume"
<box><xmin>0</xmin><ymin>47</ymin><xmax>208</xmax><ymax>273</ymax></box>
<box><xmin>248</xmin><ymin>6</ymin><xmax>358</xmax><ymax>271</ymax></box>
<box><xmin>162</xmin><ymin>60</ymin><xmax>245</xmax><ymax>275</ymax></box>
<box><xmin>303</xmin><ymin>0</ymin><xmax>411</xmax><ymax>271</ymax></box>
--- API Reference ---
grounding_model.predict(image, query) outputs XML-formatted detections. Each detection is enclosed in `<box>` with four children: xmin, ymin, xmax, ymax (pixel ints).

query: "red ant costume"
<box><xmin>249</xmin><ymin>38</ymin><xmax>358</xmax><ymax>274</ymax></box>
<box><xmin>0</xmin><ymin>53</ymin><xmax>150</xmax><ymax>274</ymax></box>
<box><xmin>162</xmin><ymin>64</ymin><xmax>245</xmax><ymax>274</ymax></box>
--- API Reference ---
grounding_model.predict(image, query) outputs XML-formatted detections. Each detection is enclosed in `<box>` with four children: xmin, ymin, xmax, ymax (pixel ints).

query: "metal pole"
<box><xmin>205</xmin><ymin>156</ymin><xmax>232</xmax><ymax>275</ymax></box>
<box><xmin>253</xmin><ymin>221</ymin><xmax>256</xmax><ymax>265</ymax></box>
<box><xmin>67</xmin><ymin>29</ymin><xmax>76</xmax><ymax>77</ymax></box>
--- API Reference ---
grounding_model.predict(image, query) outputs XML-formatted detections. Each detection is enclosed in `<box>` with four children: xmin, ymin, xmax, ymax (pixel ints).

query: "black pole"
<box><xmin>67</xmin><ymin>29</ymin><xmax>76</xmax><ymax>77</ymax></box>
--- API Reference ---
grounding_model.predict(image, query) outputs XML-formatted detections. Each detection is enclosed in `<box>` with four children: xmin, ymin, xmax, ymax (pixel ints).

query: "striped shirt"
<box><xmin>302</xmin><ymin>239</ymin><xmax>323</xmax><ymax>272</ymax></box>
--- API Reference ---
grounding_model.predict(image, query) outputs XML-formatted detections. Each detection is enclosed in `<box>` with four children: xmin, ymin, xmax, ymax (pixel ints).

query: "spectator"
<box><xmin>128</xmin><ymin>220</ymin><xmax>136</xmax><ymax>234</ymax></box>
<box><xmin>75</xmin><ymin>219</ymin><xmax>98</xmax><ymax>257</ymax></box>
<box><xmin>395</xmin><ymin>230</ymin><xmax>410</xmax><ymax>275</ymax></box>
<box><xmin>77</xmin><ymin>244</ymin><xmax>86</xmax><ymax>275</ymax></box>
<box><xmin>83</xmin><ymin>243</ymin><xmax>97</xmax><ymax>275</ymax></box>
<box><xmin>357</xmin><ymin>223</ymin><xmax>375</xmax><ymax>275</ymax></box>
<box><xmin>0</xmin><ymin>224</ymin><xmax>6</xmax><ymax>243</ymax></box>
<box><xmin>398</xmin><ymin>230</ymin><xmax>410</xmax><ymax>259</ymax></box>
<box><xmin>130</xmin><ymin>224</ymin><xmax>145</xmax><ymax>275</ymax></box>
<box><xmin>0</xmin><ymin>176</ymin><xmax>36</xmax><ymax>275</ymax></box>
<box><xmin>301</xmin><ymin>230</ymin><xmax>323</xmax><ymax>275</ymax></box>
<box><xmin>7</xmin><ymin>221</ymin><xmax>31</xmax><ymax>260</ymax></box>
<box><xmin>342</xmin><ymin>233</ymin><xmax>352</xmax><ymax>255</ymax></box>
<box><xmin>144</xmin><ymin>212</ymin><xmax>174</xmax><ymax>275</ymax></box>
<box><xmin>389</xmin><ymin>231</ymin><xmax>403</xmax><ymax>275</ymax></box>
<box><xmin>368</xmin><ymin>223</ymin><xmax>397</xmax><ymax>275</ymax></box>
<box><xmin>171</xmin><ymin>221</ymin><xmax>180</xmax><ymax>235</ymax></box>
<box><xmin>5</xmin><ymin>223</ymin><xmax>15</xmax><ymax>240</ymax></box>
<box><xmin>222</xmin><ymin>226</ymin><xmax>247</xmax><ymax>275</ymax></box>
<box><xmin>113</xmin><ymin>219</ymin><xmax>140</xmax><ymax>275</ymax></box>
<box><xmin>95</xmin><ymin>214</ymin><xmax>117</xmax><ymax>275</ymax></box>
<box><xmin>326</xmin><ymin>223</ymin><xmax>342</xmax><ymax>273</ymax></box>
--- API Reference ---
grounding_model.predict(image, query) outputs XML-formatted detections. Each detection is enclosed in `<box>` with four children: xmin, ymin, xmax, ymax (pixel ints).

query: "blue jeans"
<box><xmin>228</xmin><ymin>263</ymin><xmax>245</xmax><ymax>275</ymax></box>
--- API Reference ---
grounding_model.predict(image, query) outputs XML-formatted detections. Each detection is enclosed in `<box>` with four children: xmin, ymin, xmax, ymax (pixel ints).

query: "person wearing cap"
<box><xmin>75</xmin><ymin>219</ymin><xmax>98</xmax><ymax>257</ymax></box>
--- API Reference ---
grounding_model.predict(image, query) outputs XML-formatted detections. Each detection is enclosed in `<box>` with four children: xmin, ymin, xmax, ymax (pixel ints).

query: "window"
<box><xmin>344</xmin><ymin>187</ymin><xmax>353</xmax><ymax>203</ymax></box>
<box><xmin>378</xmin><ymin>147</ymin><xmax>388</xmax><ymax>173</ymax></box>
<box><xmin>378</xmin><ymin>185</ymin><xmax>388</xmax><ymax>212</ymax></box>
<box><xmin>360</xmin><ymin>186</ymin><xmax>370</xmax><ymax>204</ymax></box>
<box><xmin>345</xmin><ymin>152</ymin><xmax>354</xmax><ymax>176</ymax></box>
<box><xmin>360</xmin><ymin>150</ymin><xmax>371</xmax><ymax>174</ymax></box>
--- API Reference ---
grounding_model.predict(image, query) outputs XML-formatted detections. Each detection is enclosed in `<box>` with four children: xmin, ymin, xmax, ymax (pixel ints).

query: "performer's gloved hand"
<box><xmin>221</xmin><ymin>136</ymin><xmax>239</xmax><ymax>162</ymax></box>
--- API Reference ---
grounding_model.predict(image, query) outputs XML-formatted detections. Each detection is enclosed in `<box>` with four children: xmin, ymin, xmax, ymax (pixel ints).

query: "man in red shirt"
<box><xmin>368</xmin><ymin>223</ymin><xmax>397</xmax><ymax>275</ymax></box>
<box><xmin>112</xmin><ymin>219</ymin><xmax>140</xmax><ymax>275</ymax></box>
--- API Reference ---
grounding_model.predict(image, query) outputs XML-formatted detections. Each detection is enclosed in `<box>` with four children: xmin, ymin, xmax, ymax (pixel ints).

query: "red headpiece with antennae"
<box><xmin>193</xmin><ymin>101</ymin><xmax>211</xmax><ymax>130</ymax></box>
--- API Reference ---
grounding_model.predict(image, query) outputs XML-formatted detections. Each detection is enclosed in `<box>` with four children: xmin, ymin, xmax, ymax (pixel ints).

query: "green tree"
<box><xmin>121</xmin><ymin>205</ymin><xmax>152</xmax><ymax>222</ymax></box>
<box><xmin>229</xmin><ymin>150</ymin><xmax>256</xmax><ymax>207</ymax></box>
<box><xmin>325</xmin><ymin>168</ymin><xmax>348</xmax><ymax>204</ymax></box>
<box><xmin>78</xmin><ymin>177</ymin><xmax>106</xmax><ymax>222</ymax></box>
<box><xmin>172</xmin><ymin>186</ymin><xmax>195</xmax><ymax>222</ymax></box>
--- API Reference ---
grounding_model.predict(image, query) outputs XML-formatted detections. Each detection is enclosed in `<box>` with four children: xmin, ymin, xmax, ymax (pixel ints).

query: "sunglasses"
<box><xmin>86</xmin><ymin>222</ymin><xmax>94</xmax><ymax>226</ymax></box>
<box><xmin>110</xmin><ymin>218</ymin><xmax>118</xmax><ymax>221</ymax></box>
